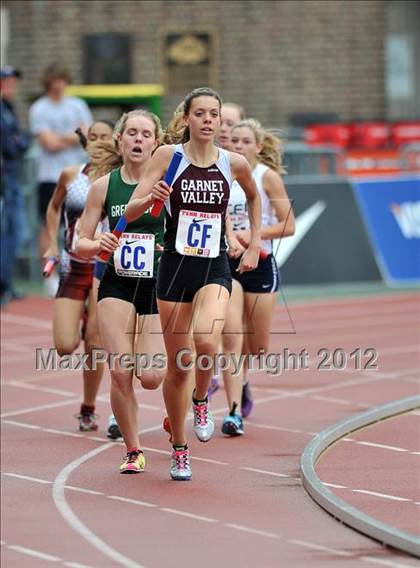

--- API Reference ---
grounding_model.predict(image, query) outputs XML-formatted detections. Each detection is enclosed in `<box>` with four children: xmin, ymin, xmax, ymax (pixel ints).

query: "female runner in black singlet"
<box><xmin>124</xmin><ymin>87</ymin><xmax>262</xmax><ymax>480</ymax></box>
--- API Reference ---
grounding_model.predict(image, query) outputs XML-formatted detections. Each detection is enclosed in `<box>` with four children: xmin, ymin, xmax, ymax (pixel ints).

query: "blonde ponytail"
<box><xmin>162</xmin><ymin>102</ymin><xmax>185</xmax><ymax>144</ymax></box>
<box><xmin>88</xmin><ymin>139</ymin><xmax>122</xmax><ymax>181</ymax></box>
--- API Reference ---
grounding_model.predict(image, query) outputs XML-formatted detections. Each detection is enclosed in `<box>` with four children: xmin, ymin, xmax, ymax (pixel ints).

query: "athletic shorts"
<box><xmin>97</xmin><ymin>265</ymin><xmax>158</xmax><ymax>315</ymax></box>
<box><xmin>56</xmin><ymin>259</ymin><xmax>94</xmax><ymax>302</ymax></box>
<box><xmin>38</xmin><ymin>182</ymin><xmax>57</xmax><ymax>221</ymax></box>
<box><xmin>229</xmin><ymin>253</ymin><xmax>280</xmax><ymax>293</ymax></box>
<box><xmin>157</xmin><ymin>251</ymin><xmax>232</xmax><ymax>303</ymax></box>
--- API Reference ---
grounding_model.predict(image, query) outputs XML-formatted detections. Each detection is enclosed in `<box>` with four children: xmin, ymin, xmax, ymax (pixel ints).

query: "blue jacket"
<box><xmin>1</xmin><ymin>98</ymin><xmax>31</xmax><ymax>187</ymax></box>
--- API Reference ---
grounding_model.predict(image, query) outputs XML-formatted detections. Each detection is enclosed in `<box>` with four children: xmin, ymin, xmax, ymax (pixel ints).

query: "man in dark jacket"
<box><xmin>1</xmin><ymin>66</ymin><xmax>31</xmax><ymax>305</ymax></box>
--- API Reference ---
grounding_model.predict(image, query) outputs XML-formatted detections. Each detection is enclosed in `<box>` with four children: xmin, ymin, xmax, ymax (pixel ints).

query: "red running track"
<box><xmin>1</xmin><ymin>292</ymin><xmax>419</xmax><ymax>567</ymax></box>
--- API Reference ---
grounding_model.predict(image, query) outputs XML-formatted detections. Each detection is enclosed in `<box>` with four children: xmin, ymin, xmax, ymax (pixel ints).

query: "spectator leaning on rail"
<box><xmin>29</xmin><ymin>64</ymin><xmax>92</xmax><ymax>296</ymax></box>
<box><xmin>0</xmin><ymin>66</ymin><xmax>31</xmax><ymax>306</ymax></box>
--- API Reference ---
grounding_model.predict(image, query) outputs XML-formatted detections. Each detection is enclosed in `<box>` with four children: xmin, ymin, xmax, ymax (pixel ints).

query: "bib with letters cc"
<box><xmin>114</xmin><ymin>233</ymin><xmax>155</xmax><ymax>277</ymax></box>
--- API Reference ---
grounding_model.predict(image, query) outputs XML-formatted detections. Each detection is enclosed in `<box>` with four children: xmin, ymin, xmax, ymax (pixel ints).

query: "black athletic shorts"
<box><xmin>38</xmin><ymin>182</ymin><xmax>57</xmax><ymax>221</ymax></box>
<box><xmin>97</xmin><ymin>264</ymin><xmax>158</xmax><ymax>315</ymax></box>
<box><xmin>229</xmin><ymin>253</ymin><xmax>280</xmax><ymax>293</ymax></box>
<box><xmin>157</xmin><ymin>251</ymin><xmax>232</xmax><ymax>303</ymax></box>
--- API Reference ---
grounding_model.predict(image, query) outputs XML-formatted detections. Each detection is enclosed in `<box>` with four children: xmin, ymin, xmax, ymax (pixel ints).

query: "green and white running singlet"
<box><xmin>104</xmin><ymin>167</ymin><xmax>164</xmax><ymax>278</ymax></box>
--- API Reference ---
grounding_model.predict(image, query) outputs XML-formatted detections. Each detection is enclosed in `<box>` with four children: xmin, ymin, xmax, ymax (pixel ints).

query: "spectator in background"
<box><xmin>1</xmin><ymin>66</ymin><xmax>31</xmax><ymax>306</ymax></box>
<box><xmin>29</xmin><ymin>64</ymin><xmax>92</xmax><ymax>295</ymax></box>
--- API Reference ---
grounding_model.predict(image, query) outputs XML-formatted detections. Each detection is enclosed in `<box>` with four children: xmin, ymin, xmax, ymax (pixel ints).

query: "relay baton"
<box><xmin>43</xmin><ymin>256</ymin><xmax>59</xmax><ymax>278</ymax></box>
<box><xmin>96</xmin><ymin>152</ymin><xmax>182</xmax><ymax>262</ymax></box>
<box><xmin>96</xmin><ymin>215</ymin><xmax>128</xmax><ymax>262</ymax></box>
<box><xmin>150</xmin><ymin>151</ymin><xmax>183</xmax><ymax>217</ymax></box>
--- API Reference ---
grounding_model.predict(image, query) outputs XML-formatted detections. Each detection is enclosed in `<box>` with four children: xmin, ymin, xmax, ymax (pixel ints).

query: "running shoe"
<box><xmin>207</xmin><ymin>376</ymin><xmax>220</xmax><ymax>399</ymax></box>
<box><xmin>192</xmin><ymin>395</ymin><xmax>214</xmax><ymax>442</ymax></box>
<box><xmin>241</xmin><ymin>381</ymin><xmax>254</xmax><ymax>418</ymax></box>
<box><xmin>119</xmin><ymin>449</ymin><xmax>146</xmax><ymax>474</ymax></box>
<box><xmin>77</xmin><ymin>404</ymin><xmax>98</xmax><ymax>432</ymax></box>
<box><xmin>222</xmin><ymin>403</ymin><xmax>244</xmax><ymax>436</ymax></box>
<box><xmin>170</xmin><ymin>447</ymin><xmax>192</xmax><ymax>481</ymax></box>
<box><xmin>107</xmin><ymin>415</ymin><xmax>122</xmax><ymax>440</ymax></box>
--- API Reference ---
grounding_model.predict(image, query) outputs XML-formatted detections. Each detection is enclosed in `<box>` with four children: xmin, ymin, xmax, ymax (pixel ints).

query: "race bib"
<box><xmin>176</xmin><ymin>210</ymin><xmax>221</xmax><ymax>258</ymax></box>
<box><xmin>114</xmin><ymin>232</ymin><xmax>155</xmax><ymax>278</ymax></box>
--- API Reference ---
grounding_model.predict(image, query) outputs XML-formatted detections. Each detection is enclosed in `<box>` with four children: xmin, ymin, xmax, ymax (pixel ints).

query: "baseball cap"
<box><xmin>0</xmin><ymin>66</ymin><xmax>22</xmax><ymax>79</ymax></box>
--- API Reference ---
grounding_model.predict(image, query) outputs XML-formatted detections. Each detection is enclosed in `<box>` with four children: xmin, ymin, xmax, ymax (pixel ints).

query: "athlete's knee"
<box><xmin>166</xmin><ymin>363</ymin><xmax>191</xmax><ymax>386</ymax></box>
<box><xmin>247</xmin><ymin>334</ymin><xmax>270</xmax><ymax>355</ymax></box>
<box><xmin>222</xmin><ymin>333</ymin><xmax>242</xmax><ymax>353</ymax></box>
<box><xmin>83</xmin><ymin>333</ymin><xmax>102</xmax><ymax>353</ymax></box>
<box><xmin>136</xmin><ymin>369</ymin><xmax>164</xmax><ymax>390</ymax></box>
<box><xmin>110</xmin><ymin>368</ymin><xmax>133</xmax><ymax>393</ymax></box>
<box><xmin>193</xmin><ymin>333</ymin><xmax>217</xmax><ymax>357</ymax></box>
<box><xmin>55</xmin><ymin>336</ymin><xmax>79</xmax><ymax>356</ymax></box>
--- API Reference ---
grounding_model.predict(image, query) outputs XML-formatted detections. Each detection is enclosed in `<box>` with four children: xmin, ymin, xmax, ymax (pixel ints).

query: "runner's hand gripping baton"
<box><xmin>150</xmin><ymin>151</ymin><xmax>183</xmax><ymax>217</ymax></box>
<box><xmin>42</xmin><ymin>256</ymin><xmax>59</xmax><ymax>277</ymax></box>
<box><xmin>97</xmin><ymin>151</ymin><xmax>183</xmax><ymax>262</ymax></box>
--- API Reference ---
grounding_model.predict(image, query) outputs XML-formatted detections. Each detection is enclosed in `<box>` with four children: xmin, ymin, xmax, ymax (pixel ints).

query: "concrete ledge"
<box><xmin>300</xmin><ymin>395</ymin><xmax>420</xmax><ymax>558</ymax></box>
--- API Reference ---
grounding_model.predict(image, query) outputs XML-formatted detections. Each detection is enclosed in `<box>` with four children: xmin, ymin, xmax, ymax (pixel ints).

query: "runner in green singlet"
<box><xmin>76</xmin><ymin>110</ymin><xmax>165</xmax><ymax>475</ymax></box>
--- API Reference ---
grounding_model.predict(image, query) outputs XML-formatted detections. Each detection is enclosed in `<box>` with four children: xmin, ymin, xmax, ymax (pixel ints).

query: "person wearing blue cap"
<box><xmin>0</xmin><ymin>66</ymin><xmax>31</xmax><ymax>305</ymax></box>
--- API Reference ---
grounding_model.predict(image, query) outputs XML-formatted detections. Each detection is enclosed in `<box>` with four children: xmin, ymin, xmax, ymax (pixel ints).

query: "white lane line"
<box><xmin>5</xmin><ymin>462</ymin><xmax>417</xmax><ymax>560</ymax></box>
<box><xmin>66</xmin><ymin>486</ymin><xmax>104</xmax><ymax>496</ymax></box>
<box><xmin>5</xmin><ymin>416</ymin><xmax>418</xmax><ymax>464</ymax></box>
<box><xmin>311</xmin><ymin>395</ymin><xmax>370</xmax><ymax>408</ymax></box>
<box><xmin>188</xmin><ymin>455</ymin><xmax>229</xmax><ymax>466</ymax></box>
<box><xmin>161</xmin><ymin>508</ymin><xmax>217</xmax><ymax>523</ymax></box>
<box><xmin>343</xmin><ymin>437</ymin><xmax>417</xmax><ymax>455</ymax></box>
<box><xmin>321</xmin><ymin>479</ymin><xmax>417</xmax><ymax>504</ymax></box>
<box><xmin>240</xmin><ymin>467</ymin><xmax>292</xmax><ymax>479</ymax></box>
<box><xmin>289</xmin><ymin>538</ymin><xmax>352</xmax><ymax>556</ymax></box>
<box><xmin>44</xmin><ymin>428</ymin><xmax>85</xmax><ymax>438</ymax></box>
<box><xmin>2</xmin><ymin>419</ymin><xmax>42</xmax><ymax>430</ymax></box>
<box><xmin>7</xmin><ymin>544</ymin><xmax>61</xmax><ymax>562</ymax></box>
<box><xmin>293</xmin><ymin>314</ymin><xmax>420</xmax><ymax>333</ymax></box>
<box><xmin>323</xmin><ymin>482</ymin><xmax>348</xmax><ymax>489</ymax></box>
<box><xmin>52</xmin><ymin>443</ymin><xmax>144</xmax><ymax>568</ymax></box>
<box><xmin>356</xmin><ymin>441</ymin><xmax>409</xmax><ymax>453</ymax></box>
<box><xmin>352</xmin><ymin>489</ymin><xmax>411</xmax><ymax>502</ymax></box>
<box><xmin>141</xmin><ymin>445</ymin><xmax>229</xmax><ymax>466</ymax></box>
<box><xmin>224</xmin><ymin>523</ymin><xmax>280</xmax><ymax>539</ymax></box>
<box><xmin>108</xmin><ymin>496</ymin><xmax>156</xmax><ymax>508</ymax></box>
<box><xmin>253</xmin><ymin>422</ymin><xmax>309</xmax><ymax>435</ymax></box>
<box><xmin>0</xmin><ymin>540</ymin><xmax>94</xmax><ymax>568</ymax></box>
<box><xmin>1</xmin><ymin>398</ymin><xmax>80</xmax><ymax>418</ymax></box>
<box><xmin>6</xmin><ymin>380</ymin><xmax>76</xmax><ymax>397</ymax></box>
<box><xmin>289</xmin><ymin>540</ymin><xmax>416</xmax><ymax>567</ymax></box>
<box><xmin>2</xmin><ymin>472</ymin><xmax>52</xmax><ymax>484</ymax></box>
<box><xmin>95</xmin><ymin>396</ymin><xmax>161</xmax><ymax>412</ymax></box>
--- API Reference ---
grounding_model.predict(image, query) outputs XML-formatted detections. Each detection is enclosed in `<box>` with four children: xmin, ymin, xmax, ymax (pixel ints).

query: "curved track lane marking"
<box><xmin>52</xmin><ymin>442</ymin><xmax>144</xmax><ymax>568</ymax></box>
